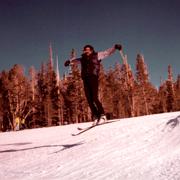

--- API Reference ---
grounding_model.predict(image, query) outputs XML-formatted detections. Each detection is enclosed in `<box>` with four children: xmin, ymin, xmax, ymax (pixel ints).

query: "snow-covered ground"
<box><xmin>0</xmin><ymin>112</ymin><xmax>180</xmax><ymax>180</ymax></box>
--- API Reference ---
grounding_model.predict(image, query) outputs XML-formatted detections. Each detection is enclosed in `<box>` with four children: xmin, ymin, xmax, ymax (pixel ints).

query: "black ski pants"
<box><xmin>82</xmin><ymin>75</ymin><xmax>104</xmax><ymax>120</ymax></box>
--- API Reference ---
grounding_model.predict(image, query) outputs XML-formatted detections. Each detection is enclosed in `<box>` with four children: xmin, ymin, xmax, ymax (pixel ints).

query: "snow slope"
<box><xmin>0</xmin><ymin>112</ymin><xmax>180</xmax><ymax>180</ymax></box>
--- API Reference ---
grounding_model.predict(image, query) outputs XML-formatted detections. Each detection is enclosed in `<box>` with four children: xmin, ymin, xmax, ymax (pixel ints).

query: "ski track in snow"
<box><xmin>0</xmin><ymin>112</ymin><xmax>180</xmax><ymax>180</ymax></box>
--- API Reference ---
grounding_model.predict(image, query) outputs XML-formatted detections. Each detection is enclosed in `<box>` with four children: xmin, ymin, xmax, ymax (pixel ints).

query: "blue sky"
<box><xmin>0</xmin><ymin>0</ymin><xmax>180</xmax><ymax>85</ymax></box>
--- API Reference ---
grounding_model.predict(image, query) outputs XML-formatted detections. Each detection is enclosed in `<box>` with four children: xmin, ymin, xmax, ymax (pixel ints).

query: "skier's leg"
<box><xmin>90</xmin><ymin>76</ymin><xmax>107</xmax><ymax>124</ymax></box>
<box><xmin>83</xmin><ymin>78</ymin><xmax>99</xmax><ymax>120</ymax></box>
<box><xmin>90</xmin><ymin>76</ymin><xmax>105</xmax><ymax>117</ymax></box>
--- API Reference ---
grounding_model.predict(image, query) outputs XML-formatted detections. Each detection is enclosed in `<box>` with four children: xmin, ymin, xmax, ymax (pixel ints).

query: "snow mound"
<box><xmin>0</xmin><ymin>112</ymin><xmax>180</xmax><ymax>180</ymax></box>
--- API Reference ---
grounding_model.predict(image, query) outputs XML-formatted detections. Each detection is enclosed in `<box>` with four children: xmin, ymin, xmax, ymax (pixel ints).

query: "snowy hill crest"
<box><xmin>0</xmin><ymin>112</ymin><xmax>180</xmax><ymax>180</ymax></box>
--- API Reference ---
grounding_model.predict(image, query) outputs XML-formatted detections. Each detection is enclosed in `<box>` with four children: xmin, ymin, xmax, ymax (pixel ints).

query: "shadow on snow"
<box><xmin>0</xmin><ymin>142</ymin><xmax>84</xmax><ymax>154</ymax></box>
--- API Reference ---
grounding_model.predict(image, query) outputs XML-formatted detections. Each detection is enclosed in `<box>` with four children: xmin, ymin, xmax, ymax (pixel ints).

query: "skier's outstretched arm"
<box><xmin>98</xmin><ymin>44</ymin><xmax>122</xmax><ymax>60</ymax></box>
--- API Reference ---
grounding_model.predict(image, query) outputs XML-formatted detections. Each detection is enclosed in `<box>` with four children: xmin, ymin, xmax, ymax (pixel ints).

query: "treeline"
<box><xmin>0</xmin><ymin>52</ymin><xmax>180</xmax><ymax>132</ymax></box>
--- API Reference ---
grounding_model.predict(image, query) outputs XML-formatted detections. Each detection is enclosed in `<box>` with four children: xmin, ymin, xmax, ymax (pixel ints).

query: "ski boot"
<box><xmin>98</xmin><ymin>114</ymin><xmax>107</xmax><ymax>124</ymax></box>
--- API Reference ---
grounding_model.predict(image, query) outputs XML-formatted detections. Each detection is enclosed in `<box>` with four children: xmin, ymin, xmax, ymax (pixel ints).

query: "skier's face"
<box><xmin>83</xmin><ymin>47</ymin><xmax>93</xmax><ymax>56</ymax></box>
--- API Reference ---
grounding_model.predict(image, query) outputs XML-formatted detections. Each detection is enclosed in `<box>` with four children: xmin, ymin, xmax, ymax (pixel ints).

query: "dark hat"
<box><xmin>83</xmin><ymin>45</ymin><xmax>95</xmax><ymax>52</ymax></box>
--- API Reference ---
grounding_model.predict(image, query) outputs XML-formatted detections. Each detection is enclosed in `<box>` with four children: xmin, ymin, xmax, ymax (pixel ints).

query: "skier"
<box><xmin>64</xmin><ymin>44</ymin><xmax>122</xmax><ymax>125</ymax></box>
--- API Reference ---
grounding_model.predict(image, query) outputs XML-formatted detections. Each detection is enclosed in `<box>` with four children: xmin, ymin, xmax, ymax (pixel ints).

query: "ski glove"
<box><xmin>114</xmin><ymin>44</ymin><xmax>122</xmax><ymax>51</ymax></box>
<box><xmin>64</xmin><ymin>60</ymin><xmax>70</xmax><ymax>67</ymax></box>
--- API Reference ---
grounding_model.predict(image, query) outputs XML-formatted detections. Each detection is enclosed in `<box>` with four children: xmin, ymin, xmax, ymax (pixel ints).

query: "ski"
<box><xmin>77</xmin><ymin>125</ymin><xmax>95</xmax><ymax>131</ymax></box>
<box><xmin>72</xmin><ymin>125</ymin><xmax>96</xmax><ymax>136</ymax></box>
<box><xmin>77</xmin><ymin>127</ymin><xmax>86</xmax><ymax>131</ymax></box>
<box><xmin>72</xmin><ymin>119</ymin><xmax>119</xmax><ymax>136</ymax></box>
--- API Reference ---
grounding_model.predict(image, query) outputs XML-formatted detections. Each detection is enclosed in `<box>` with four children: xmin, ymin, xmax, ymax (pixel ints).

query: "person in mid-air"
<box><xmin>64</xmin><ymin>44</ymin><xmax>122</xmax><ymax>125</ymax></box>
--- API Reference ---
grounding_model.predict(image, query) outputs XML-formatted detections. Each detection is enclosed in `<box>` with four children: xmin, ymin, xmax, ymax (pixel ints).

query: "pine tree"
<box><xmin>106</xmin><ymin>65</ymin><xmax>121</xmax><ymax>118</ymax></box>
<box><xmin>36</xmin><ymin>63</ymin><xmax>47</xmax><ymax>127</ymax></box>
<box><xmin>166</xmin><ymin>65</ymin><xmax>175</xmax><ymax>112</ymax></box>
<box><xmin>135</xmin><ymin>54</ymin><xmax>149</xmax><ymax>115</ymax></box>
<box><xmin>35</xmin><ymin>45</ymin><xmax>62</xmax><ymax>127</ymax></box>
<box><xmin>158</xmin><ymin>83</ymin><xmax>167</xmax><ymax>112</ymax></box>
<box><xmin>135</xmin><ymin>54</ymin><xmax>158</xmax><ymax>115</ymax></box>
<box><xmin>0</xmin><ymin>70</ymin><xmax>11</xmax><ymax>131</ymax></box>
<box><xmin>175</xmin><ymin>74</ymin><xmax>180</xmax><ymax>110</ymax></box>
